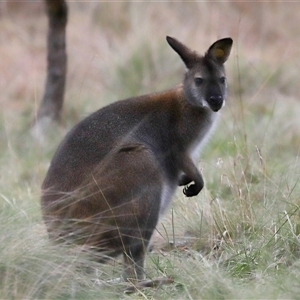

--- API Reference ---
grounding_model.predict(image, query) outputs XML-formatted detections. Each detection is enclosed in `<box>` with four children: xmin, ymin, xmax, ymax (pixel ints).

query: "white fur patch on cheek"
<box><xmin>202</xmin><ymin>100</ymin><xmax>210</xmax><ymax>108</ymax></box>
<box><xmin>190</xmin><ymin>86</ymin><xmax>207</xmax><ymax>108</ymax></box>
<box><xmin>191</xmin><ymin>86</ymin><xmax>198</xmax><ymax>99</ymax></box>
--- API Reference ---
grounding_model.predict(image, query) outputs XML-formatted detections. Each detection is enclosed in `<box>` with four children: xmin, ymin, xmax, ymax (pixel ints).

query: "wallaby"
<box><xmin>41</xmin><ymin>36</ymin><xmax>232</xmax><ymax>281</ymax></box>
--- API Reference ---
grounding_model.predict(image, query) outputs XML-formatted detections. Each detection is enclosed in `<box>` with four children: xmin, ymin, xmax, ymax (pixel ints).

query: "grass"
<box><xmin>1</xmin><ymin>1</ymin><xmax>300</xmax><ymax>299</ymax></box>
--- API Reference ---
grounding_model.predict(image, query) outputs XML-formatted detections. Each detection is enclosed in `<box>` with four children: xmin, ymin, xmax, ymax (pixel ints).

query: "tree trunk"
<box><xmin>36</xmin><ymin>0</ymin><xmax>68</xmax><ymax>125</ymax></box>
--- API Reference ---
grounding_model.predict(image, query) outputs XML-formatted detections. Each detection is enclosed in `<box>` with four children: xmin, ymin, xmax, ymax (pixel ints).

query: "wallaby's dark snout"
<box><xmin>41</xmin><ymin>36</ymin><xmax>232</xmax><ymax>281</ymax></box>
<box><xmin>208</xmin><ymin>95</ymin><xmax>224</xmax><ymax>111</ymax></box>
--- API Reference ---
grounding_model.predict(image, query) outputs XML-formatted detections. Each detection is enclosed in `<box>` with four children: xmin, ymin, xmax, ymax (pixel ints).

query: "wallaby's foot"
<box><xmin>123</xmin><ymin>276</ymin><xmax>174</xmax><ymax>294</ymax></box>
<box><xmin>91</xmin><ymin>276</ymin><xmax>122</xmax><ymax>287</ymax></box>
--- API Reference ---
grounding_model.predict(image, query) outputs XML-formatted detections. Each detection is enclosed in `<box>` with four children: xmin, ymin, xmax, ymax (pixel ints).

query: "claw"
<box><xmin>183</xmin><ymin>186</ymin><xmax>188</xmax><ymax>196</ymax></box>
<box><xmin>182</xmin><ymin>183</ymin><xmax>203</xmax><ymax>197</ymax></box>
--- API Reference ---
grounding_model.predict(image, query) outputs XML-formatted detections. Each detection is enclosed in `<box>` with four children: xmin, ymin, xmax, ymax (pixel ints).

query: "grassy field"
<box><xmin>1</xmin><ymin>2</ymin><xmax>300</xmax><ymax>299</ymax></box>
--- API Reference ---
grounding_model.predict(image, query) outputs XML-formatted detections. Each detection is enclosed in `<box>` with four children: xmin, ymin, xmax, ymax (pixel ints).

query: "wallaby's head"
<box><xmin>166</xmin><ymin>36</ymin><xmax>233</xmax><ymax>112</ymax></box>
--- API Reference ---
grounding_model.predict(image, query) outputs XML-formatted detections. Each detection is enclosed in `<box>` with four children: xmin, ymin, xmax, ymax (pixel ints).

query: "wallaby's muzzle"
<box><xmin>208</xmin><ymin>95</ymin><xmax>224</xmax><ymax>112</ymax></box>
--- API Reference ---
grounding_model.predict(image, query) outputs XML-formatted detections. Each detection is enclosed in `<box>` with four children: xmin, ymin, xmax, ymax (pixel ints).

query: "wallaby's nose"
<box><xmin>209</xmin><ymin>95</ymin><xmax>223</xmax><ymax>111</ymax></box>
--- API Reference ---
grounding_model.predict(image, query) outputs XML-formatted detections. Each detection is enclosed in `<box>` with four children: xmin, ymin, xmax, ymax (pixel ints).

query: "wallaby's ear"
<box><xmin>166</xmin><ymin>36</ymin><xmax>196</xmax><ymax>69</ymax></box>
<box><xmin>206</xmin><ymin>38</ymin><xmax>233</xmax><ymax>64</ymax></box>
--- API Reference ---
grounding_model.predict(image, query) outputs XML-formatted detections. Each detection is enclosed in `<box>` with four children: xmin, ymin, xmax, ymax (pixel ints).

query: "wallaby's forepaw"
<box><xmin>183</xmin><ymin>184</ymin><xmax>202</xmax><ymax>197</ymax></box>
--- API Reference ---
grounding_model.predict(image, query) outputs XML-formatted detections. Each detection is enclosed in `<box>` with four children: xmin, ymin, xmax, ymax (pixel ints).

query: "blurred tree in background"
<box><xmin>34</xmin><ymin>0</ymin><xmax>67</xmax><ymax>133</ymax></box>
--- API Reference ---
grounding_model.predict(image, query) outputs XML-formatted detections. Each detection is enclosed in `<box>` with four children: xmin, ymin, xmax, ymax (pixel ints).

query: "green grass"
<box><xmin>2</xmin><ymin>74</ymin><xmax>300</xmax><ymax>300</ymax></box>
<box><xmin>2</xmin><ymin>2</ymin><xmax>300</xmax><ymax>299</ymax></box>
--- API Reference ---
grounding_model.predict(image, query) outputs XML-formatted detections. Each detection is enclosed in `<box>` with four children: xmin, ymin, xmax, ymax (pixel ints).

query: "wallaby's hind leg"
<box><xmin>42</xmin><ymin>144</ymin><xmax>163</xmax><ymax>281</ymax></box>
<box><xmin>121</xmin><ymin>225</ymin><xmax>157</xmax><ymax>280</ymax></box>
<box><xmin>96</xmin><ymin>146</ymin><xmax>162</xmax><ymax>280</ymax></box>
<box><xmin>122</xmin><ymin>242</ymin><xmax>147</xmax><ymax>280</ymax></box>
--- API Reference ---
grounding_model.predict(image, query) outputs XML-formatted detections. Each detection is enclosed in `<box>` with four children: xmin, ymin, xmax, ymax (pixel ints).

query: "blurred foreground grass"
<box><xmin>1</xmin><ymin>2</ymin><xmax>300</xmax><ymax>299</ymax></box>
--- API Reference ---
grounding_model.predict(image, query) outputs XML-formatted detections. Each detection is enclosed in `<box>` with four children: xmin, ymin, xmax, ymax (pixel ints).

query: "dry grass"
<box><xmin>1</xmin><ymin>1</ymin><xmax>300</xmax><ymax>299</ymax></box>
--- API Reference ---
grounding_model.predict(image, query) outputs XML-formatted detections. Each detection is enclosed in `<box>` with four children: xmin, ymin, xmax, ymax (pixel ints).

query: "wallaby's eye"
<box><xmin>194</xmin><ymin>77</ymin><xmax>203</xmax><ymax>86</ymax></box>
<box><xmin>220</xmin><ymin>77</ymin><xmax>226</xmax><ymax>84</ymax></box>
